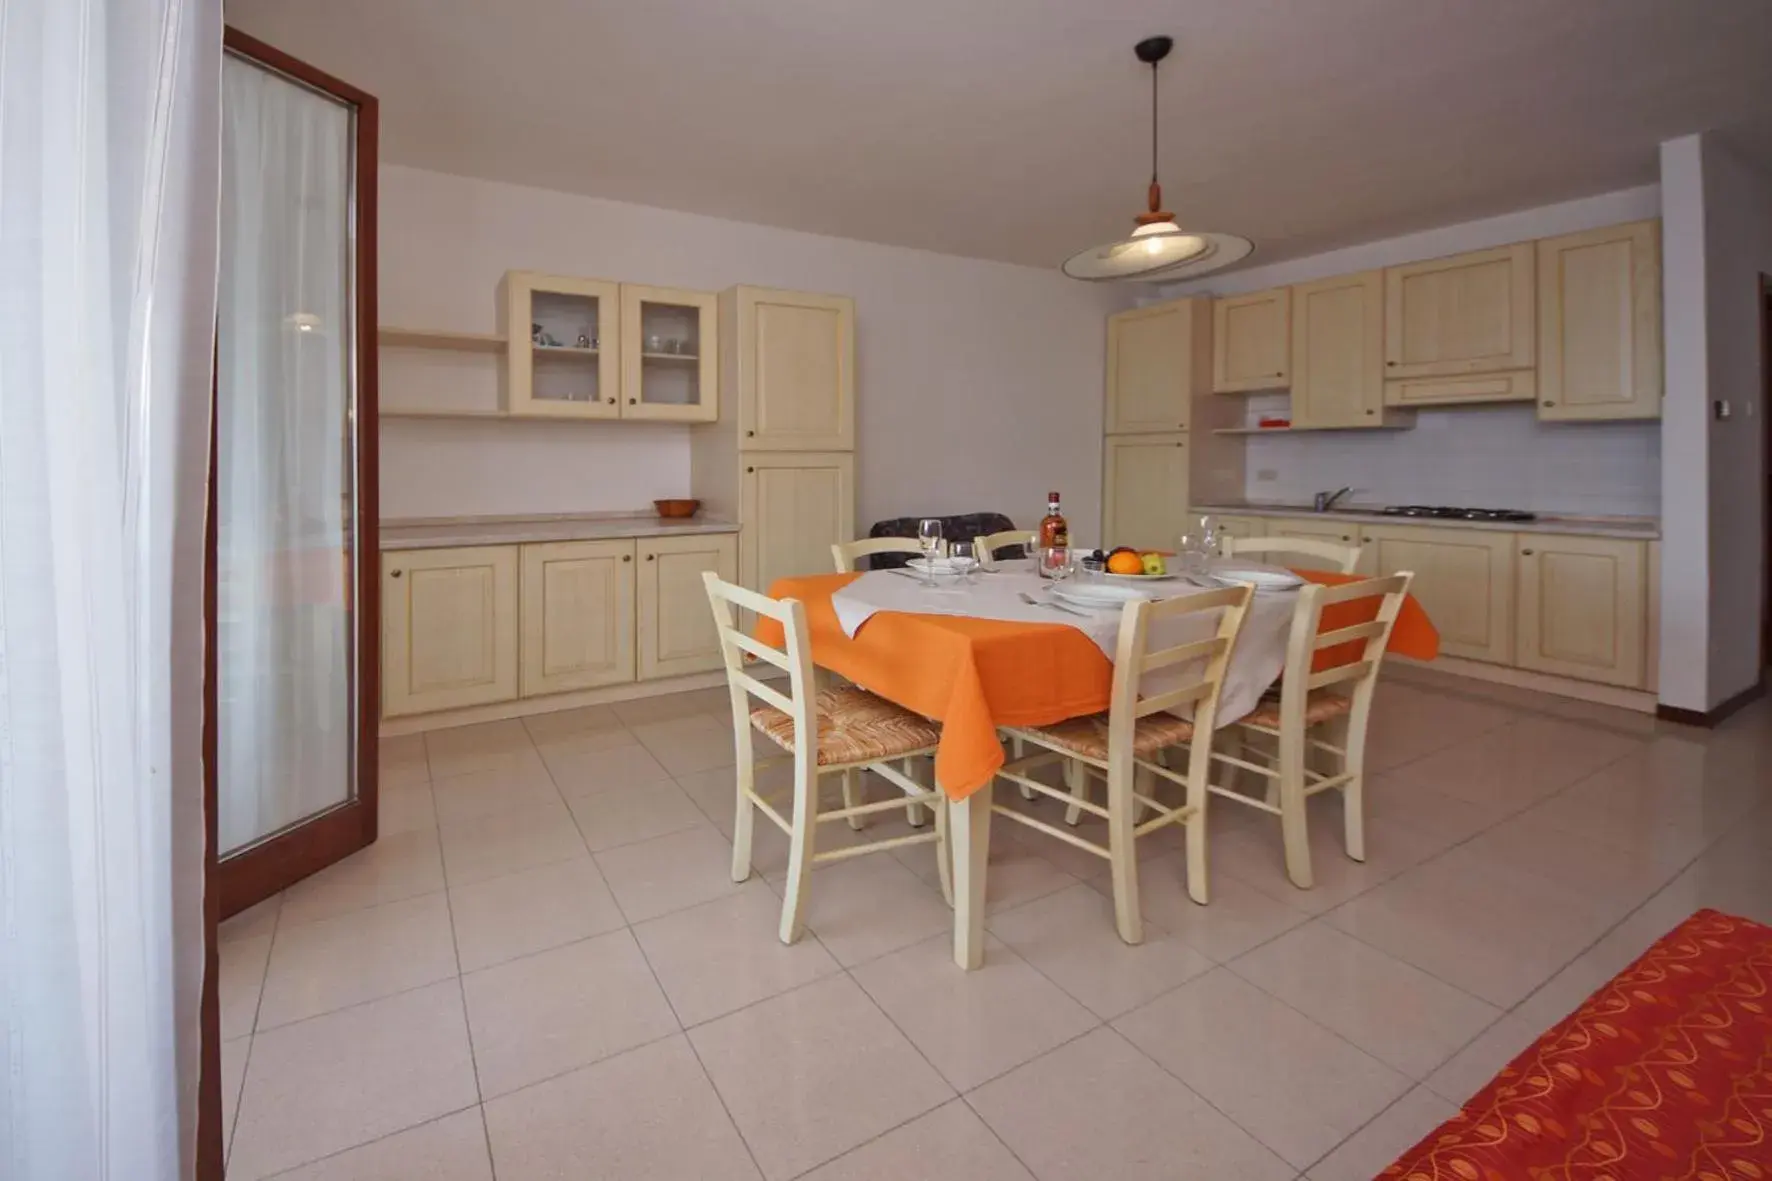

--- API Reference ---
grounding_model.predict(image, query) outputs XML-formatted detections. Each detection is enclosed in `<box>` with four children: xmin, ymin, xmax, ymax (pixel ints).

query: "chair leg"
<box><xmin>1184</xmin><ymin>757</ymin><xmax>1211</xmax><ymax>907</ymax></box>
<box><xmin>1063</xmin><ymin>758</ymin><xmax>1088</xmax><ymax>826</ymax></box>
<box><xmin>1277</xmin><ymin>735</ymin><xmax>1313</xmax><ymax>891</ymax></box>
<box><xmin>779</xmin><ymin>765</ymin><xmax>820</xmax><ymax>944</ymax></box>
<box><xmin>1336</xmin><ymin>715</ymin><xmax>1367</xmax><ymax>863</ymax></box>
<box><xmin>904</xmin><ymin>757</ymin><xmax>928</xmax><ymax>827</ymax></box>
<box><xmin>933</xmin><ymin>795</ymin><xmax>953</xmax><ymax>907</ymax></box>
<box><xmin>1013</xmin><ymin>736</ymin><xmax>1036</xmax><ymax>800</ymax></box>
<box><xmin>1105</xmin><ymin>760</ymin><xmax>1143</xmax><ymax>945</ymax></box>
<box><xmin>731</xmin><ymin>756</ymin><xmax>756</xmax><ymax>883</ymax></box>
<box><xmin>841</xmin><ymin>768</ymin><xmax>865</xmax><ymax>831</ymax></box>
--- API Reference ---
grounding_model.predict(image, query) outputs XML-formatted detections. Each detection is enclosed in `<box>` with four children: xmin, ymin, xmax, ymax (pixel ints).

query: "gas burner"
<box><xmin>1381</xmin><ymin>505</ymin><xmax>1538</xmax><ymax>522</ymax></box>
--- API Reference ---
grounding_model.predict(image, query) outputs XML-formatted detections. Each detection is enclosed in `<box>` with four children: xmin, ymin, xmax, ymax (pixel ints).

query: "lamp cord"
<box><xmin>1150</xmin><ymin>57</ymin><xmax>1159</xmax><ymax>187</ymax></box>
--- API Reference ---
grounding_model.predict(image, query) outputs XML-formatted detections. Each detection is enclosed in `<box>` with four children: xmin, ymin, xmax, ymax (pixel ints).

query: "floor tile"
<box><xmin>1360</xmin><ymin>772</ymin><xmax>1514</xmax><ymax>848</ymax></box>
<box><xmin>1306</xmin><ymin>1086</ymin><xmax>1460</xmax><ymax>1181</ymax></box>
<box><xmin>271</xmin><ymin>1108</ymin><xmax>492</xmax><ymax>1181</ymax></box>
<box><xmin>1114</xmin><ymin>968</ymin><xmax>1411</xmax><ymax>1169</ymax></box>
<box><xmin>987</xmin><ymin>883</ymin><xmax>1214</xmax><ymax>1019</ymax></box>
<box><xmin>613</xmin><ymin>691</ymin><xmax>711</xmax><ymax>726</ymax></box>
<box><xmin>521</xmin><ymin>703</ymin><xmax>622</xmax><ymax>745</ymax></box>
<box><xmin>221</xmin><ymin>894</ymin><xmax>282</xmax><ymax>944</ymax></box>
<box><xmin>896</xmin><ymin>824</ymin><xmax>1078</xmax><ymax>914</ymax></box>
<box><xmin>1211</xmin><ymin>812</ymin><xmax>1428</xmax><ymax>916</ymax></box>
<box><xmin>1096</xmin><ymin>850</ymin><xmax>1310</xmax><ymax>962</ymax></box>
<box><xmin>853</xmin><ymin>932</ymin><xmax>1098</xmax><ymax>1091</ymax></box>
<box><xmin>1422</xmin><ymin>1013</ymin><xmax>1542</xmax><ymax>1105</ymax></box>
<box><xmin>378</xmin><ymin>732</ymin><xmax>430</xmax><ymax>788</ymax></box>
<box><xmin>429</xmin><ymin>750</ymin><xmax>559</xmax><ymax>827</ymax></box>
<box><xmin>423</xmin><ymin>720</ymin><xmax>536</xmax><ymax>779</ymax></box>
<box><xmin>228</xmin><ymin>980</ymin><xmax>478</xmax><ymax>1181</ymax></box>
<box><xmin>689</xmin><ymin>975</ymin><xmax>953</xmax><ymax>1180</ymax></box>
<box><xmin>1325</xmin><ymin>848</ymin><xmax>1609</xmax><ymax>1008</ymax></box>
<box><xmin>788</xmin><ymin>853</ymin><xmax>957</xmax><ymax>968</ymax></box>
<box><xmin>968</xmin><ymin>1028</ymin><xmax>1292</xmax><ymax>1181</ymax></box>
<box><xmin>799</xmin><ymin>1100</ymin><xmax>1034</xmax><ymax>1181</ymax></box>
<box><xmin>1390</xmin><ymin>715</ymin><xmax>1639</xmax><ymax>813</ymax></box>
<box><xmin>566</xmin><ymin>777</ymin><xmax>707</xmax><ymax>851</ymax></box>
<box><xmin>632</xmin><ymin>880</ymin><xmax>842</xmax><ymax>1027</ymax></box>
<box><xmin>257</xmin><ymin>892</ymin><xmax>459</xmax><ymax>1029</ymax></box>
<box><xmin>222</xmin><ymin>1036</ymin><xmax>249</xmax><ymax>1160</ymax></box>
<box><xmin>633</xmin><ymin>712</ymin><xmax>738</xmax><ymax>777</ymax></box>
<box><xmin>483</xmin><ymin>1036</ymin><xmax>761</xmax><ymax>1181</ymax></box>
<box><xmin>1460</xmin><ymin>813</ymin><xmax>1672</xmax><ymax>921</ymax></box>
<box><xmin>545</xmin><ymin>738</ymin><xmax>674</xmax><ymax>797</ymax></box>
<box><xmin>277</xmin><ymin>828</ymin><xmax>445</xmax><ymax>927</ymax></box>
<box><xmin>378</xmin><ymin>780</ymin><xmax>438</xmax><ymax>836</ymax></box>
<box><xmin>1230</xmin><ymin>921</ymin><xmax>1499</xmax><ymax>1079</ymax></box>
<box><xmin>461</xmin><ymin>928</ymin><xmax>680</xmax><ymax>1098</ymax></box>
<box><xmin>438</xmin><ymin>799</ymin><xmax>588</xmax><ymax>887</ymax></box>
<box><xmin>595</xmin><ymin>823</ymin><xmax>751</xmax><ymax>923</ymax></box>
<box><xmin>448</xmin><ymin>857</ymin><xmax>626</xmax><ymax>973</ymax></box>
<box><xmin>220</xmin><ymin>933</ymin><xmax>272</xmax><ymax>1040</ymax></box>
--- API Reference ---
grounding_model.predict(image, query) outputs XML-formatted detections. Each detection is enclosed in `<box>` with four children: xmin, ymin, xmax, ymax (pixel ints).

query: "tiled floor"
<box><xmin>221</xmin><ymin>675</ymin><xmax>1772</xmax><ymax>1180</ymax></box>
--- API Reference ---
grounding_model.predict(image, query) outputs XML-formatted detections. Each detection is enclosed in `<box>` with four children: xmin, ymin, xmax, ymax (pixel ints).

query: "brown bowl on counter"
<box><xmin>653</xmin><ymin>498</ymin><xmax>701</xmax><ymax>519</ymax></box>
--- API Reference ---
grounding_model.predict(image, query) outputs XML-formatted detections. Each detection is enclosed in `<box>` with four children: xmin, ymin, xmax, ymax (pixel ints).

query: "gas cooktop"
<box><xmin>1380</xmin><ymin>505</ymin><xmax>1539</xmax><ymax>522</ymax></box>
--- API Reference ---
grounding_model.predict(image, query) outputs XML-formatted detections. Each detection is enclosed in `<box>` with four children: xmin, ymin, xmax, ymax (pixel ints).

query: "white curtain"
<box><xmin>0</xmin><ymin>0</ymin><xmax>220</xmax><ymax>1177</ymax></box>
<box><xmin>216</xmin><ymin>56</ymin><xmax>354</xmax><ymax>856</ymax></box>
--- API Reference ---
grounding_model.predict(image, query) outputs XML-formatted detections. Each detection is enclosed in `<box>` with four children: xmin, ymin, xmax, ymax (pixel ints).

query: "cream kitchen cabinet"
<box><xmin>1537</xmin><ymin>220</ymin><xmax>1662</xmax><ymax>422</ymax></box>
<box><xmin>1208</xmin><ymin>514</ymin><xmax>1267</xmax><ymax>549</ymax></box>
<box><xmin>1105</xmin><ymin>298</ymin><xmax>1211</xmax><ymax>434</ymax></box>
<box><xmin>1359</xmin><ymin>524</ymin><xmax>1516</xmax><ymax>664</ymax></box>
<box><xmin>1290</xmin><ymin>271</ymin><xmax>1401</xmax><ymax>429</ymax></box>
<box><xmin>1264</xmin><ymin>517</ymin><xmax>1362</xmax><ymax>547</ymax></box>
<box><xmin>620</xmin><ymin>284</ymin><xmax>719</xmax><ymax>423</ymax></box>
<box><xmin>1383</xmin><ymin>243</ymin><xmax>1535</xmax><ymax>380</ymax></box>
<box><xmin>503</xmin><ymin>272</ymin><xmax>623</xmax><ymax>419</ymax></box>
<box><xmin>1103</xmin><ymin>434</ymin><xmax>1190</xmax><ymax>552</ymax></box>
<box><xmin>1515</xmin><ymin>534</ymin><xmax>1646</xmax><ymax>688</ymax></box>
<box><xmin>638</xmin><ymin>533</ymin><xmax>738</xmax><ymax>680</ymax></box>
<box><xmin>1212</xmin><ymin>288</ymin><xmax>1290</xmax><ymax>393</ymax></box>
<box><xmin>383</xmin><ymin>546</ymin><xmax>519</xmax><ymax>717</ymax></box>
<box><xmin>519</xmin><ymin>539</ymin><xmax>636</xmax><ymax>697</ymax></box>
<box><xmin>740</xmin><ymin>451</ymin><xmax>855</xmax><ymax>592</ymax></box>
<box><xmin>726</xmin><ymin>286</ymin><xmax>854</xmax><ymax>451</ymax></box>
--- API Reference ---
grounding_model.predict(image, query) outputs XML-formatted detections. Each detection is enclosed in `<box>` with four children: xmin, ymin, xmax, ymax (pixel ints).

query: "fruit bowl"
<box><xmin>653</xmin><ymin>498</ymin><xmax>701</xmax><ymax>519</ymax></box>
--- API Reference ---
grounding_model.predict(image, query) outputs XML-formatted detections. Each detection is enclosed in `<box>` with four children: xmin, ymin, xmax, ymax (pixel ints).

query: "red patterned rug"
<box><xmin>1383</xmin><ymin>909</ymin><xmax>1772</xmax><ymax>1180</ymax></box>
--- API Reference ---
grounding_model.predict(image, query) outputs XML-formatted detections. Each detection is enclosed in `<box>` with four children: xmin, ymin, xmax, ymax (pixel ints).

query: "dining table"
<box><xmin>758</xmin><ymin>561</ymin><xmax>1439</xmax><ymax>969</ymax></box>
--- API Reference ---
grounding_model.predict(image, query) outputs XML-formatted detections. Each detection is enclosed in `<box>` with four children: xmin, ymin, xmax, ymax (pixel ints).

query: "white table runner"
<box><xmin>830</xmin><ymin>565</ymin><xmax>1298</xmax><ymax>726</ymax></box>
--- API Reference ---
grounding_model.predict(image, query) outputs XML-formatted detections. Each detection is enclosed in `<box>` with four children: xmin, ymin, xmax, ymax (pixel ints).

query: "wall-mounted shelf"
<box><xmin>640</xmin><ymin>352</ymin><xmax>699</xmax><ymax>362</ymax></box>
<box><xmin>378</xmin><ymin>327</ymin><xmax>506</xmax><ymax>352</ymax></box>
<box><xmin>534</xmin><ymin>344</ymin><xmax>600</xmax><ymax>357</ymax></box>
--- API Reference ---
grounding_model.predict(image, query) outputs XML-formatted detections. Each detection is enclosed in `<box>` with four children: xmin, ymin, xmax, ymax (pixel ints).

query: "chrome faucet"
<box><xmin>1313</xmin><ymin>486</ymin><xmax>1354</xmax><ymax>513</ymax></box>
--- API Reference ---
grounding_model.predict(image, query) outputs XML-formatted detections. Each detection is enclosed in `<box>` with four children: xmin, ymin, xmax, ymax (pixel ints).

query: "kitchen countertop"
<box><xmin>1195</xmin><ymin>502</ymin><xmax>1660</xmax><ymax>540</ymax></box>
<box><xmin>380</xmin><ymin>513</ymin><xmax>739</xmax><ymax>550</ymax></box>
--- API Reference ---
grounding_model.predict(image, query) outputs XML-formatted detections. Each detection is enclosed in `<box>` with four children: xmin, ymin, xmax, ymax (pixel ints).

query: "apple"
<box><xmin>1140</xmin><ymin>552</ymin><xmax>1166</xmax><ymax>576</ymax></box>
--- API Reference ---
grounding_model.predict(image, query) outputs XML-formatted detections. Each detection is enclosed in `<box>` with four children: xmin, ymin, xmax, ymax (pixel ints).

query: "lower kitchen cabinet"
<box><xmin>1515</xmin><ymin>534</ymin><xmax>1645</xmax><ymax>688</ymax></box>
<box><xmin>638</xmin><ymin>533</ymin><xmax>738</xmax><ymax>679</ymax></box>
<box><xmin>1359</xmin><ymin>524</ymin><xmax>1517</xmax><ymax>664</ymax></box>
<box><xmin>519</xmin><ymin>539</ymin><xmax>637</xmax><ymax>697</ymax></box>
<box><xmin>383</xmin><ymin>545</ymin><xmax>520</xmax><ymax>717</ymax></box>
<box><xmin>1103</xmin><ymin>434</ymin><xmax>1190</xmax><ymax>552</ymax></box>
<box><xmin>1208</xmin><ymin>514</ymin><xmax>1267</xmax><ymax>547</ymax></box>
<box><xmin>740</xmin><ymin>451</ymin><xmax>855</xmax><ymax>592</ymax></box>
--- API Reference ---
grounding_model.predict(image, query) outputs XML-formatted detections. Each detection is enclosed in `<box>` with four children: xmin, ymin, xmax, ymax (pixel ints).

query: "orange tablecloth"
<box><xmin>758</xmin><ymin>570</ymin><xmax>1438</xmax><ymax>800</ymax></box>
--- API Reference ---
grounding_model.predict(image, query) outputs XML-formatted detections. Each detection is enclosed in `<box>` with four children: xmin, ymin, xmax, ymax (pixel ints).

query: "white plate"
<box><xmin>1100</xmin><ymin>570</ymin><xmax>1180</xmax><ymax>583</ymax></box>
<box><xmin>1210</xmin><ymin>566</ymin><xmax>1305</xmax><ymax>590</ymax></box>
<box><xmin>904</xmin><ymin>557</ymin><xmax>962</xmax><ymax>575</ymax></box>
<box><xmin>1051</xmin><ymin>582</ymin><xmax>1157</xmax><ymax>609</ymax></box>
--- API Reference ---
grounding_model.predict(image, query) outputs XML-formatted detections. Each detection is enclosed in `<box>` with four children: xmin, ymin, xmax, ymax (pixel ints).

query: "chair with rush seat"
<box><xmin>1213</xmin><ymin>573</ymin><xmax>1413</xmax><ymax>890</ymax></box>
<box><xmin>702</xmin><ymin>573</ymin><xmax>951</xmax><ymax>944</ymax></box>
<box><xmin>992</xmin><ymin>584</ymin><xmax>1253</xmax><ymax>944</ymax></box>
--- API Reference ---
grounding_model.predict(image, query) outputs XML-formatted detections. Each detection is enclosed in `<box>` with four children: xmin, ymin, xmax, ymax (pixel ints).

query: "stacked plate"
<box><xmin>1204</xmin><ymin>566</ymin><xmax>1305</xmax><ymax>591</ymax></box>
<box><xmin>1050</xmin><ymin>581</ymin><xmax>1159</xmax><ymax>610</ymax></box>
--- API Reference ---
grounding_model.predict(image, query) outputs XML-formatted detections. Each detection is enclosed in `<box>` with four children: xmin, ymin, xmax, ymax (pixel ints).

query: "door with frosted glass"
<box><xmin>213</xmin><ymin>30</ymin><xmax>378</xmax><ymax>915</ymax></box>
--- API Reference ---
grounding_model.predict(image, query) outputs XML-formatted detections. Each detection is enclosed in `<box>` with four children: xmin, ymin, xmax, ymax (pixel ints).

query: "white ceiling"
<box><xmin>227</xmin><ymin>0</ymin><xmax>1772</xmax><ymax>272</ymax></box>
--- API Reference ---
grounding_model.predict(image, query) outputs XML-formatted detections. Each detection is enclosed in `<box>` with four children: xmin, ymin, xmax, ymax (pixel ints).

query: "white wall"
<box><xmin>1152</xmin><ymin>186</ymin><xmax>1666</xmax><ymax>514</ymax></box>
<box><xmin>377</xmin><ymin>165</ymin><xmax>1127</xmax><ymax>530</ymax></box>
<box><xmin>1698</xmin><ymin>139</ymin><xmax>1771</xmax><ymax>705</ymax></box>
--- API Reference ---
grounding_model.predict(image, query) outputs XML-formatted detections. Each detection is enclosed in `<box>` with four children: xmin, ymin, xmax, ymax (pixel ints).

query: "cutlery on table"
<box><xmin>1018</xmin><ymin>590</ymin><xmax>1091</xmax><ymax>618</ymax></box>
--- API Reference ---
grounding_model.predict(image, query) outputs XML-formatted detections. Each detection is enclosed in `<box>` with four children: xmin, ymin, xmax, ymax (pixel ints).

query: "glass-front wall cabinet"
<box><xmin>503</xmin><ymin>272</ymin><xmax>717</xmax><ymax>422</ymax></box>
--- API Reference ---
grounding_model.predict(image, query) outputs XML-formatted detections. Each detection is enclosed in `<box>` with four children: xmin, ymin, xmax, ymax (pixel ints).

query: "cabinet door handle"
<box><xmin>1541</xmin><ymin>400</ymin><xmax>1555</xmax><ymax>408</ymax></box>
<box><xmin>606</xmin><ymin>397</ymin><xmax>616</xmax><ymax>405</ymax></box>
<box><xmin>390</xmin><ymin>569</ymin><xmax>402</xmax><ymax>579</ymax></box>
<box><xmin>1364</xmin><ymin>408</ymin><xmax>1375</xmax><ymax>415</ymax></box>
<box><xmin>628</xmin><ymin>398</ymin><xmax>637</xmax><ymax>405</ymax></box>
<box><xmin>1521</xmin><ymin>548</ymin><xmax>1535</xmax><ymax>556</ymax></box>
<box><xmin>645</xmin><ymin>554</ymin><xmax>654</xmax><ymax>561</ymax></box>
<box><xmin>622</xmin><ymin>554</ymin><xmax>631</xmax><ymax>562</ymax></box>
<box><xmin>745</xmin><ymin>430</ymin><xmax>755</xmax><ymax>437</ymax></box>
<box><xmin>746</xmin><ymin>466</ymin><xmax>755</xmax><ymax>474</ymax></box>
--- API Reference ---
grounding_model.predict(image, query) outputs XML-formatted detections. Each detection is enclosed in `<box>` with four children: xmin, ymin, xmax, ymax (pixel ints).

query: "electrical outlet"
<box><xmin>1255</xmin><ymin>468</ymin><xmax>1278</xmax><ymax>482</ymax></box>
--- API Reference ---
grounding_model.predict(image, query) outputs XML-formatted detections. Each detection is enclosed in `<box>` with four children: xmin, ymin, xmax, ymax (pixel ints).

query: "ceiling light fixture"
<box><xmin>1062</xmin><ymin>36</ymin><xmax>1252</xmax><ymax>283</ymax></box>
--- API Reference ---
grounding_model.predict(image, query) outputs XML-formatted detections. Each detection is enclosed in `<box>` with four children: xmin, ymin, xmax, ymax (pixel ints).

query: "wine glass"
<box><xmin>950</xmin><ymin>540</ymin><xmax>980</xmax><ymax>585</ymax></box>
<box><xmin>917</xmin><ymin>518</ymin><xmax>943</xmax><ymax>586</ymax></box>
<box><xmin>1176</xmin><ymin>530</ymin><xmax>1211</xmax><ymax>577</ymax></box>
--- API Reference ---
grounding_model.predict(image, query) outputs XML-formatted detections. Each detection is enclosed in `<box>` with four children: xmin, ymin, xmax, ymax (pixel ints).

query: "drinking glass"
<box><xmin>950</xmin><ymin>540</ymin><xmax>980</xmax><ymax>585</ymax></box>
<box><xmin>1176</xmin><ymin>530</ymin><xmax>1211</xmax><ymax>576</ymax></box>
<box><xmin>917</xmin><ymin>518</ymin><xmax>943</xmax><ymax>586</ymax></box>
<box><xmin>1038</xmin><ymin>545</ymin><xmax>1072</xmax><ymax>582</ymax></box>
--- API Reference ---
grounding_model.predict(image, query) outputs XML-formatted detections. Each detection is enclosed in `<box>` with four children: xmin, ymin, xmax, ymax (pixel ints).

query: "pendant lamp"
<box><xmin>1062</xmin><ymin>37</ymin><xmax>1252</xmax><ymax>282</ymax></box>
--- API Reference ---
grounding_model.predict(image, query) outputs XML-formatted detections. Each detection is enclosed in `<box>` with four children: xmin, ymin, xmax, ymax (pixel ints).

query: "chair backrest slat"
<box><xmin>702</xmin><ymin>573</ymin><xmax>816</xmax><ymax>757</ymax></box>
<box><xmin>1226</xmin><ymin>535</ymin><xmax>1362</xmax><ymax>575</ymax></box>
<box><xmin>1273</xmin><ymin>572</ymin><xmax>1413</xmax><ymax>728</ymax></box>
<box><xmin>832</xmin><ymin>537</ymin><xmax>939</xmax><ymax>573</ymax></box>
<box><xmin>726</xmin><ymin>629</ymin><xmax>792</xmax><ymax>671</ymax></box>
<box><xmin>733</xmin><ymin>670</ymin><xmax>795</xmax><ymax>713</ymax></box>
<box><xmin>1311</xmin><ymin>620</ymin><xmax>1389</xmax><ymax>651</ymax></box>
<box><xmin>1134</xmin><ymin>681</ymin><xmax>1214</xmax><ymax>717</ymax></box>
<box><xmin>975</xmin><ymin>528</ymin><xmax>1032</xmax><ymax>565</ymax></box>
<box><xmin>1139</xmin><ymin>634</ymin><xmax>1230</xmax><ymax>673</ymax></box>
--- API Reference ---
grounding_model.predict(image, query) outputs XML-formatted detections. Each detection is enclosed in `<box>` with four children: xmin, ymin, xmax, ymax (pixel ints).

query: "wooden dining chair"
<box><xmin>702</xmin><ymin>573</ymin><xmax>951</xmax><ymax>943</ymax></box>
<box><xmin>1211</xmin><ymin>573</ymin><xmax>1413</xmax><ymax>890</ymax></box>
<box><xmin>974</xmin><ymin>529</ymin><xmax>1032</xmax><ymax>568</ymax></box>
<box><xmin>1224</xmin><ymin>535</ymin><xmax>1362</xmax><ymax>574</ymax></box>
<box><xmin>993</xmin><ymin>585</ymin><xmax>1254</xmax><ymax>944</ymax></box>
<box><xmin>831</xmin><ymin>537</ymin><xmax>940</xmax><ymax>573</ymax></box>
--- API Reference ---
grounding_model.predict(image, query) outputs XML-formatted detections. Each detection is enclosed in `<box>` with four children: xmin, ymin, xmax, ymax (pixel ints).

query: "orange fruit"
<box><xmin>1107</xmin><ymin>551</ymin><xmax>1145</xmax><ymax>575</ymax></box>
